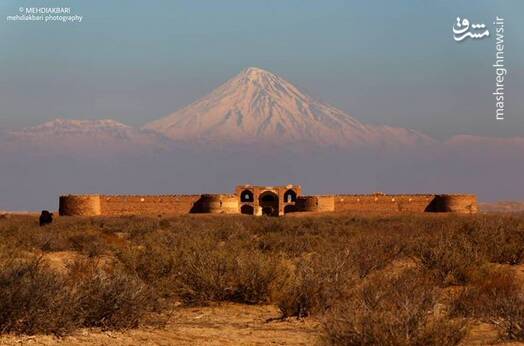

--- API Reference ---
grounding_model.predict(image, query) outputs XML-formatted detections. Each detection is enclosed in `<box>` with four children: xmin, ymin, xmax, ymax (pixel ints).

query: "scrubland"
<box><xmin>0</xmin><ymin>212</ymin><xmax>524</xmax><ymax>345</ymax></box>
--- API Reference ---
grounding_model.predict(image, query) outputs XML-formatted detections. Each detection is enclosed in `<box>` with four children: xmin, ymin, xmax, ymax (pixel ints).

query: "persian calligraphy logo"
<box><xmin>453</xmin><ymin>17</ymin><xmax>489</xmax><ymax>42</ymax></box>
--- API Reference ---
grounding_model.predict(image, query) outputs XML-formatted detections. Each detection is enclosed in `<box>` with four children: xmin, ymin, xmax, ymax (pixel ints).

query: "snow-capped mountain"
<box><xmin>144</xmin><ymin>67</ymin><xmax>434</xmax><ymax>148</ymax></box>
<box><xmin>5</xmin><ymin>118</ymin><xmax>168</xmax><ymax>155</ymax></box>
<box><xmin>3</xmin><ymin>68</ymin><xmax>435</xmax><ymax>152</ymax></box>
<box><xmin>12</xmin><ymin>118</ymin><xmax>133</xmax><ymax>137</ymax></box>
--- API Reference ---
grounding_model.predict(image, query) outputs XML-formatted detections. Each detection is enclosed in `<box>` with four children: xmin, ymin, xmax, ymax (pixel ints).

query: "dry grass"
<box><xmin>0</xmin><ymin>212</ymin><xmax>523</xmax><ymax>344</ymax></box>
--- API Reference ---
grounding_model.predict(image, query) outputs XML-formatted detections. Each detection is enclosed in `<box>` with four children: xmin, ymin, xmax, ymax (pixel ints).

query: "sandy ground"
<box><xmin>0</xmin><ymin>304</ymin><xmax>321</xmax><ymax>346</ymax></box>
<box><xmin>2</xmin><ymin>304</ymin><xmax>523</xmax><ymax>346</ymax></box>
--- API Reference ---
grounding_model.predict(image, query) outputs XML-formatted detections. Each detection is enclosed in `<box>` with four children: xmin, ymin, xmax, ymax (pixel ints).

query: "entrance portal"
<box><xmin>259</xmin><ymin>191</ymin><xmax>279</xmax><ymax>217</ymax></box>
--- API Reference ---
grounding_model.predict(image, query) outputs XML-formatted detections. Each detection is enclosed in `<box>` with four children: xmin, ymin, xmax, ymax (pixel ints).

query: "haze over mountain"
<box><xmin>3</xmin><ymin>119</ymin><xmax>169</xmax><ymax>156</ymax></box>
<box><xmin>14</xmin><ymin>67</ymin><xmax>523</xmax><ymax>154</ymax></box>
<box><xmin>144</xmin><ymin>67</ymin><xmax>434</xmax><ymax>148</ymax></box>
<box><xmin>0</xmin><ymin>67</ymin><xmax>523</xmax><ymax>210</ymax></box>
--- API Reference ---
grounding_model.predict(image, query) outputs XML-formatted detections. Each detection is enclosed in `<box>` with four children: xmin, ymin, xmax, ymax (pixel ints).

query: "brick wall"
<box><xmin>334</xmin><ymin>194</ymin><xmax>435</xmax><ymax>213</ymax></box>
<box><xmin>99</xmin><ymin>195</ymin><xmax>201</xmax><ymax>216</ymax></box>
<box><xmin>59</xmin><ymin>192</ymin><xmax>478</xmax><ymax>216</ymax></box>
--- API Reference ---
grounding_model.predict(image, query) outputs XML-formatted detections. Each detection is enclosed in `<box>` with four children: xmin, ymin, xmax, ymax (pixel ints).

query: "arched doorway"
<box><xmin>240</xmin><ymin>189</ymin><xmax>254</xmax><ymax>202</ymax></box>
<box><xmin>240</xmin><ymin>204</ymin><xmax>254</xmax><ymax>215</ymax></box>
<box><xmin>283</xmin><ymin>189</ymin><xmax>297</xmax><ymax>203</ymax></box>
<box><xmin>259</xmin><ymin>191</ymin><xmax>279</xmax><ymax>216</ymax></box>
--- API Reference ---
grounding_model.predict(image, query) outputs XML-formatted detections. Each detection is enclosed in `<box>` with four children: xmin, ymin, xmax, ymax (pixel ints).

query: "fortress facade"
<box><xmin>59</xmin><ymin>184</ymin><xmax>478</xmax><ymax>217</ymax></box>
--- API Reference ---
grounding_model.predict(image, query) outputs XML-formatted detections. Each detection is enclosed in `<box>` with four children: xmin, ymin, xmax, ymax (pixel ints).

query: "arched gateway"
<box><xmin>259</xmin><ymin>191</ymin><xmax>279</xmax><ymax>216</ymax></box>
<box><xmin>235</xmin><ymin>184</ymin><xmax>302</xmax><ymax>217</ymax></box>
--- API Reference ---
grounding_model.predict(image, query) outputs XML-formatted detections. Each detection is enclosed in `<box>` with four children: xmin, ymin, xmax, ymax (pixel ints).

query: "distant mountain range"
<box><xmin>4</xmin><ymin>119</ymin><xmax>168</xmax><ymax>155</ymax></box>
<box><xmin>3</xmin><ymin>67</ymin><xmax>438</xmax><ymax>152</ymax></box>
<box><xmin>3</xmin><ymin>67</ymin><xmax>523</xmax><ymax>154</ymax></box>
<box><xmin>479</xmin><ymin>201</ymin><xmax>524</xmax><ymax>213</ymax></box>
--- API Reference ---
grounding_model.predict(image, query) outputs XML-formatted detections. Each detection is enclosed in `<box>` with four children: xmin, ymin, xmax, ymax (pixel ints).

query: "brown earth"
<box><xmin>0</xmin><ymin>303</ymin><xmax>320</xmax><ymax>346</ymax></box>
<box><xmin>1</xmin><ymin>304</ymin><xmax>524</xmax><ymax>346</ymax></box>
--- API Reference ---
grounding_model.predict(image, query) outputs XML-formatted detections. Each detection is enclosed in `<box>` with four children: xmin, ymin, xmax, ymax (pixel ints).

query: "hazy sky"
<box><xmin>0</xmin><ymin>0</ymin><xmax>523</xmax><ymax>139</ymax></box>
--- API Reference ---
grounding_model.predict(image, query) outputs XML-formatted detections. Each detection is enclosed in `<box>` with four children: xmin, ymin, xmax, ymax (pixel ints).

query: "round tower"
<box><xmin>59</xmin><ymin>195</ymin><xmax>101</xmax><ymax>216</ymax></box>
<box><xmin>427</xmin><ymin>194</ymin><xmax>478</xmax><ymax>213</ymax></box>
<box><xmin>197</xmin><ymin>194</ymin><xmax>239</xmax><ymax>214</ymax></box>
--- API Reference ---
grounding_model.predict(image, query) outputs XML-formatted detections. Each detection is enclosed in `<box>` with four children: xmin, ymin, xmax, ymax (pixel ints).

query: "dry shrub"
<box><xmin>67</xmin><ymin>233</ymin><xmax>109</xmax><ymax>257</ymax></box>
<box><xmin>0</xmin><ymin>256</ymin><xmax>156</xmax><ymax>335</ymax></box>
<box><xmin>174</xmin><ymin>238</ymin><xmax>279</xmax><ymax>305</ymax></box>
<box><xmin>468</xmin><ymin>217</ymin><xmax>524</xmax><ymax>265</ymax></box>
<box><xmin>2</xmin><ymin>213</ymin><xmax>524</xmax><ymax>338</ymax></box>
<box><xmin>69</xmin><ymin>260</ymin><xmax>156</xmax><ymax>329</ymax></box>
<box><xmin>231</xmin><ymin>251</ymin><xmax>280</xmax><ymax>304</ymax></box>
<box><xmin>0</xmin><ymin>258</ymin><xmax>75</xmax><ymax>335</ymax></box>
<box><xmin>412</xmin><ymin>230</ymin><xmax>482</xmax><ymax>286</ymax></box>
<box><xmin>273</xmin><ymin>260</ymin><xmax>322</xmax><ymax>318</ymax></box>
<box><xmin>348</xmin><ymin>230</ymin><xmax>406</xmax><ymax>278</ymax></box>
<box><xmin>322</xmin><ymin>269</ymin><xmax>467</xmax><ymax>346</ymax></box>
<box><xmin>274</xmin><ymin>251</ymin><xmax>355</xmax><ymax>318</ymax></box>
<box><xmin>450</xmin><ymin>266</ymin><xmax>524</xmax><ymax>340</ymax></box>
<box><xmin>116</xmin><ymin>240</ymin><xmax>178</xmax><ymax>299</ymax></box>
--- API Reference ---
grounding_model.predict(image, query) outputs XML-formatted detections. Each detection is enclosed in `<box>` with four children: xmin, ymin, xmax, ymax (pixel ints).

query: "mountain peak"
<box><xmin>240</xmin><ymin>66</ymin><xmax>273</xmax><ymax>79</ymax></box>
<box><xmin>232</xmin><ymin>67</ymin><xmax>288</xmax><ymax>92</ymax></box>
<box><xmin>144</xmin><ymin>68</ymin><xmax>433</xmax><ymax>148</ymax></box>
